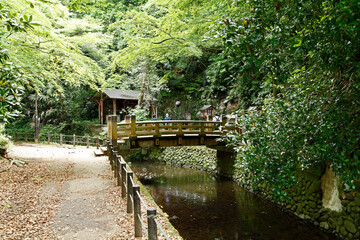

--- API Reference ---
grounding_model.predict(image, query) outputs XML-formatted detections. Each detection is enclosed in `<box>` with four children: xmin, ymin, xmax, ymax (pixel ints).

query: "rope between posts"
<box><xmin>137</xmin><ymin>213</ymin><xmax>148</xmax><ymax>237</ymax></box>
<box><xmin>130</xmin><ymin>175</ymin><xmax>135</xmax><ymax>187</ymax></box>
<box><xmin>154</xmin><ymin>218</ymin><xmax>171</xmax><ymax>240</ymax></box>
<box><xmin>129</xmin><ymin>194</ymin><xmax>133</xmax><ymax>204</ymax></box>
<box><xmin>137</xmin><ymin>191</ymin><xmax>147</xmax><ymax>209</ymax></box>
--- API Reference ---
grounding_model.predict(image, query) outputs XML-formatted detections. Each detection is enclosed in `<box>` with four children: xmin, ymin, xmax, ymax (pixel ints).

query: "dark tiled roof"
<box><xmin>90</xmin><ymin>89</ymin><xmax>155</xmax><ymax>101</ymax></box>
<box><xmin>103</xmin><ymin>89</ymin><xmax>140</xmax><ymax>100</ymax></box>
<box><xmin>199</xmin><ymin>105</ymin><xmax>214</xmax><ymax>110</ymax></box>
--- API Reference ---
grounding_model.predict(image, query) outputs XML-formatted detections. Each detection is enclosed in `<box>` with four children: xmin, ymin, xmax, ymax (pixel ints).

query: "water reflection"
<box><xmin>131</xmin><ymin>162</ymin><xmax>338</xmax><ymax>240</ymax></box>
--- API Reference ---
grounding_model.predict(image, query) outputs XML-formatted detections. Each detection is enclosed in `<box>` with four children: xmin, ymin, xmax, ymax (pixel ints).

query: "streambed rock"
<box><xmin>344</xmin><ymin>220</ymin><xmax>357</xmax><ymax>234</ymax></box>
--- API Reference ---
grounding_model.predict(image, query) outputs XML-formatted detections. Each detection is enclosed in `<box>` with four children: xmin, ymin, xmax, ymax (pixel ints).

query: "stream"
<box><xmin>131</xmin><ymin>161</ymin><xmax>338</xmax><ymax>240</ymax></box>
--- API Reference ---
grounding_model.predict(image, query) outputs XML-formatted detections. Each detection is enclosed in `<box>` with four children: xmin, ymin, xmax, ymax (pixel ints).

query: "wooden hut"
<box><xmin>90</xmin><ymin>89</ymin><xmax>156</xmax><ymax>124</ymax></box>
<box><xmin>199</xmin><ymin>105</ymin><xmax>216</xmax><ymax>119</ymax></box>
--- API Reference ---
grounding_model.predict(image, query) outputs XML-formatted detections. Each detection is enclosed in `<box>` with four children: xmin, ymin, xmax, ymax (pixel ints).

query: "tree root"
<box><xmin>0</xmin><ymin>158</ymin><xmax>27</xmax><ymax>173</ymax></box>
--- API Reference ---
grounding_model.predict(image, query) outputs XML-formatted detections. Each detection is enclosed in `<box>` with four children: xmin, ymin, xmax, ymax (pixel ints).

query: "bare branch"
<box><xmin>151</xmin><ymin>37</ymin><xmax>185</xmax><ymax>45</ymax></box>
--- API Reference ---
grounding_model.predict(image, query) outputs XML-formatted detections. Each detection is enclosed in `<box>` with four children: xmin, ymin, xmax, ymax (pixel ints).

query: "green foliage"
<box><xmin>124</xmin><ymin>105</ymin><xmax>149</xmax><ymax>121</ymax></box>
<box><xmin>220</xmin><ymin>0</ymin><xmax>360</xmax><ymax>196</ymax></box>
<box><xmin>0</xmin><ymin>63</ymin><xmax>27</xmax><ymax>123</ymax></box>
<box><xmin>3</xmin><ymin>0</ymin><xmax>108</xmax><ymax>131</ymax></box>
<box><xmin>0</xmin><ymin>2</ymin><xmax>37</xmax><ymax>123</ymax></box>
<box><xmin>0</xmin><ymin>124</ymin><xmax>11</xmax><ymax>156</ymax></box>
<box><xmin>38</xmin><ymin>123</ymin><xmax>66</xmax><ymax>137</ymax></box>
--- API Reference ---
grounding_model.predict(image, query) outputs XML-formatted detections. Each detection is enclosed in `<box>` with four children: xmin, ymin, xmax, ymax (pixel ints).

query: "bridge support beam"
<box><xmin>216</xmin><ymin>149</ymin><xmax>236</xmax><ymax>178</ymax></box>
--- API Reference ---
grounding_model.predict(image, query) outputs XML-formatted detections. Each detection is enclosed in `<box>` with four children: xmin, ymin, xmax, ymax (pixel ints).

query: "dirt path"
<box><xmin>1</xmin><ymin>143</ymin><xmax>181</xmax><ymax>240</ymax></box>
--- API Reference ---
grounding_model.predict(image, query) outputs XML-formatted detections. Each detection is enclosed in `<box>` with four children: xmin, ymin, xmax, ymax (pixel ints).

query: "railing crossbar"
<box><xmin>137</xmin><ymin>213</ymin><xmax>146</xmax><ymax>230</ymax></box>
<box><xmin>154</xmin><ymin>218</ymin><xmax>171</xmax><ymax>240</ymax></box>
<box><xmin>130</xmin><ymin>176</ymin><xmax>135</xmax><ymax>187</ymax></box>
<box><xmin>129</xmin><ymin>194</ymin><xmax>134</xmax><ymax>204</ymax></box>
<box><xmin>137</xmin><ymin>191</ymin><xmax>148</xmax><ymax>209</ymax></box>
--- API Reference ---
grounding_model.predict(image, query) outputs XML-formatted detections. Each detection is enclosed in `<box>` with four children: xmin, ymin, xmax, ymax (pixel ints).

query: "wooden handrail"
<box><xmin>115</xmin><ymin>117</ymin><xmax>238</xmax><ymax>140</ymax></box>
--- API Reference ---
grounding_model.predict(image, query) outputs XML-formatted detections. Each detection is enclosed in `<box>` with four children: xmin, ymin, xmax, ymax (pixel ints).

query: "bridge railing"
<box><xmin>114</xmin><ymin>115</ymin><xmax>240</xmax><ymax>140</ymax></box>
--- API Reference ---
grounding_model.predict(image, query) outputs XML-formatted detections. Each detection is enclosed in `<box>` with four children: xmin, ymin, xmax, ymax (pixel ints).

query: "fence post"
<box><xmin>113</xmin><ymin>150</ymin><xmax>118</xmax><ymax>178</ymax></box>
<box><xmin>25</xmin><ymin>132</ymin><xmax>28</xmax><ymax>142</ymax></box>
<box><xmin>107</xmin><ymin>115</ymin><xmax>111</xmax><ymax>139</ymax></box>
<box><xmin>86</xmin><ymin>136</ymin><xmax>90</xmax><ymax>148</ymax></box>
<box><xmin>130</xmin><ymin>115</ymin><xmax>136</xmax><ymax>147</ymax></box>
<box><xmin>221</xmin><ymin>114</ymin><xmax>227</xmax><ymax>134</ymax></box>
<box><xmin>121</xmin><ymin>162</ymin><xmax>127</xmax><ymax>198</ymax></box>
<box><xmin>200</xmin><ymin>122</ymin><xmax>205</xmax><ymax>144</ymax></box>
<box><xmin>96</xmin><ymin>137</ymin><xmax>99</xmax><ymax>149</ymax></box>
<box><xmin>207</xmin><ymin>115</ymin><xmax>213</xmax><ymax>132</ymax></box>
<box><xmin>73</xmin><ymin>134</ymin><xmax>76</xmax><ymax>147</ymax></box>
<box><xmin>133</xmin><ymin>185</ymin><xmax>142</xmax><ymax>237</ymax></box>
<box><xmin>125</xmin><ymin>115</ymin><xmax>131</xmax><ymax>135</ymax></box>
<box><xmin>116</xmin><ymin>156</ymin><xmax>121</xmax><ymax>186</ymax></box>
<box><xmin>127</xmin><ymin>171</ymin><xmax>133</xmax><ymax>214</ymax></box>
<box><xmin>48</xmin><ymin>133</ymin><xmax>50</xmax><ymax>144</ymax></box>
<box><xmin>177</xmin><ymin>123</ymin><xmax>183</xmax><ymax>145</ymax></box>
<box><xmin>109</xmin><ymin>143</ymin><xmax>114</xmax><ymax>170</ymax></box>
<box><xmin>60</xmin><ymin>134</ymin><xmax>63</xmax><ymax>145</ymax></box>
<box><xmin>109</xmin><ymin>115</ymin><xmax>118</xmax><ymax>146</ymax></box>
<box><xmin>148</xmin><ymin>208</ymin><xmax>157</xmax><ymax>240</ymax></box>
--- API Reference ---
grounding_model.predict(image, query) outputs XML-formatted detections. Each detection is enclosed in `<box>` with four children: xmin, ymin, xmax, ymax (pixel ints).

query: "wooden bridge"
<box><xmin>106</xmin><ymin>115</ymin><xmax>241</xmax><ymax>150</ymax></box>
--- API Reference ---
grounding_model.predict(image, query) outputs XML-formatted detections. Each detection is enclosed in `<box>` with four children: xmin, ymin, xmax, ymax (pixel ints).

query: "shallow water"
<box><xmin>131</xmin><ymin>162</ymin><xmax>338</xmax><ymax>240</ymax></box>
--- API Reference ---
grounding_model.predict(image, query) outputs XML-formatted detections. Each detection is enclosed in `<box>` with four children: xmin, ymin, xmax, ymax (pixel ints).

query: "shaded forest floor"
<box><xmin>0</xmin><ymin>143</ymin><xmax>181</xmax><ymax>240</ymax></box>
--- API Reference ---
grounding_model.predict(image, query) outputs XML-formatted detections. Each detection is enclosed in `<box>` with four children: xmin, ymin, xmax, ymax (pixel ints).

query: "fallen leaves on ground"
<box><xmin>0</xmin><ymin>158</ymin><xmax>73</xmax><ymax>239</ymax></box>
<box><xmin>1</xmin><ymin>146</ymin><xmax>182</xmax><ymax>240</ymax></box>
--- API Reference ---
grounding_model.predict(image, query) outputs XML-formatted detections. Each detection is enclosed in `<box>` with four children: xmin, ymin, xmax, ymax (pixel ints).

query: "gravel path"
<box><xmin>1</xmin><ymin>143</ymin><xmax>181</xmax><ymax>240</ymax></box>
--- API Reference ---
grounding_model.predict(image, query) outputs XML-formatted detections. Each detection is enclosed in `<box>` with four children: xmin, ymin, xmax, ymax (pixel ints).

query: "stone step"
<box><xmin>100</xmin><ymin>146</ymin><xmax>107</xmax><ymax>154</ymax></box>
<box><xmin>94</xmin><ymin>150</ymin><xmax>104</xmax><ymax>157</ymax></box>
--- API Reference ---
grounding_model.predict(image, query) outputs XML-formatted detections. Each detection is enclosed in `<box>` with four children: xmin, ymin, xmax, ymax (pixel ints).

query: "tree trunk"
<box><xmin>138</xmin><ymin>58</ymin><xmax>150</xmax><ymax>106</ymax></box>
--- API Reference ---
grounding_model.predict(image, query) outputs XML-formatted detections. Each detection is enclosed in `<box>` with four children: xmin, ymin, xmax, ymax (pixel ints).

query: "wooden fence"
<box><xmin>108</xmin><ymin>142</ymin><xmax>170</xmax><ymax>240</ymax></box>
<box><xmin>5</xmin><ymin>131</ymin><xmax>105</xmax><ymax>148</ymax></box>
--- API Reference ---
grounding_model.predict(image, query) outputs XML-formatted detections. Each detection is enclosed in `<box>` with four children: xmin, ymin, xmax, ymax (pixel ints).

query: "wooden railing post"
<box><xmin>107</xmin><ymin>115</ymin><xmax>111</xmax><ymax>139</ymax></box>
<box><xmin>73</xmin><ymin>134</ymin><xmax>76</xmax><ymax>147</ymax></box>
<box><xmin>96</xmin><ymin>137</ymin><xmax>99</xmax><ymax>149</ymax></box>
<box><xmin>221</xmin><ymin>115</ymin><xmax>227</xmax><ymax>134</ymax></box>
<box><xmin>116</xmin><ymin>156</ymin><xmax>121</xmax><ymax>186</ymax></box>
<box><xmin>125</xmin><ymin>115</ymin><xmax>131</xmax><ymax>135</ymax></box>
<box><xmin>121</xmin><ymin>162</ymin><xmax>127</xmax><ymax>198</ymax></box>
<box><xmin>113</xmin><ymin>150</ymin><xmax>118</xmax><ymax>178</ymax></box>
<box><xmin>130</xmin><ymin>115</ymin><xmax>136</xmax><ymax>137</ymax></box>
<box><xmin>47</xmin><ymin>133</ymin><xmax>50</xmax><ymax>144</ymax></box>
<box><xmin>133</xmin><ymin>185</ymin><xmax>142</xmax><ymax>237</ymax></box>
<box><xmin>200</xmin><ymin>122</ymin><xmax>205</xmax><ymax>144</ymax></box>
<box><xmin>147</xmin><ymin>208</ymin><xmax>157</xmax><ymax>240</ymax></box>
<box><xmin>86</xmin><ymin>136</ymin><xmax>90</xmax><ymax>148</ymax></box>
<box><xmin>127</xmin><ymin>171</ymin><xmax>133</xmax><ymax>214</ymax></box>
<box><xmin>60</xmin><ymin>134</ymin><xmax>63</xmax><ymax>145</ymax></box>
<box><xmin>130</xmin><ymin>115</ymin><xmax>136</xmax><ymax>147</ymax></box>
<box><xmin>178</xmin><ymin>123</ymin><xmax>183</xmax><ymax>145</ymax></box>
<box><xmin>155</xmin><ymin>122</ymin><xmax>159</xmax><ymax>136</ymax></box>
<box><xmin>109</xmin><ymin>143</ymin><xmax>114</xmax><ymax>170</ymax></box>
<box><xmin>207</xmin><ymin>115</ymin><xmax>213</xmax><ymax>132</ymax></box>
<box><xmin>109</xmin><ymin>115</ymin><xmax>118</xmax><ymax>146</ymax></box>
<box><xmin>154</xmin><ymin>122</ymin><xmax>160</xmax><ymax>146</ymax></box>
